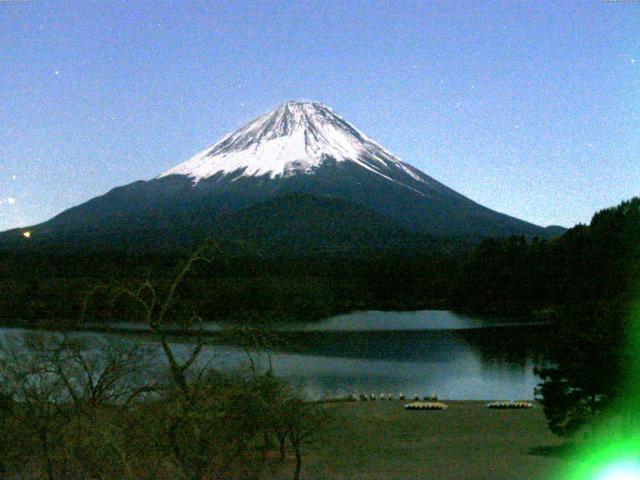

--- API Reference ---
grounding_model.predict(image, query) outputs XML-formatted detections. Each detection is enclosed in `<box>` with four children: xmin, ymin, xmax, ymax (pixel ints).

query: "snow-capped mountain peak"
<box><xmin>0</xmin><ymin>102</ymin><xmax>551</xmax><ymax>246</ymax></box>
<box><xmin>158</xmin><ymin>101</ymin><xmax>425</xmax><ymax>187</ymax></box>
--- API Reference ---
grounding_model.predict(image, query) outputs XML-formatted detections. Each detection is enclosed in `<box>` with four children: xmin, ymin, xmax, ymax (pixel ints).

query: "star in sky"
<box><xmin>1</xmin><ymin>0</ymin><xmax>638</xmax><ymax>231</ymax></box>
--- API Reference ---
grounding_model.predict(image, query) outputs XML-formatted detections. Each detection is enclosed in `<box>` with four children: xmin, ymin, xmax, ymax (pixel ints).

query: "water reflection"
<box><xmin>276</xmin><ymin>309</ymin><xmax>518</xmax><ymax>331</ymax></box>
<box><xmin>0</xmin><ymin>311</ymin><xmax>549</xmax><ymax>401</ymax></box>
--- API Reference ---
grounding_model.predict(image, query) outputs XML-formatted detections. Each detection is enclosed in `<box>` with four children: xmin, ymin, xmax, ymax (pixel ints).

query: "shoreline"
<box><xmin>0</xmin><ymin>318</ymin><xmax>550</xmax><ymax>338</ymax></box>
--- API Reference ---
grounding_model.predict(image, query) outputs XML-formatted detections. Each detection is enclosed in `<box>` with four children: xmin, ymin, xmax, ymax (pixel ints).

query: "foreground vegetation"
<box><xmin>0</xmin><ymin>333</ymin><xmax>565</xmax><ymax>480</ymax></box>
<box><xmin>0</xmin><ymin>331</ymin><xmax>328</xmax><ymax>480</ymax></box>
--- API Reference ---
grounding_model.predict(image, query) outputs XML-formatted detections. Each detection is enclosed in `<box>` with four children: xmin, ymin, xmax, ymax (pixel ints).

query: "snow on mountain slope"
<box><xmin>159</xmin><ymin>101</ymin><xmax>432</xmax><ymax>193</ymax></box>
<box><xmin>0</xmin><ymin>100</ymin><xmax>553</xmax><ymax>249</ymax></box>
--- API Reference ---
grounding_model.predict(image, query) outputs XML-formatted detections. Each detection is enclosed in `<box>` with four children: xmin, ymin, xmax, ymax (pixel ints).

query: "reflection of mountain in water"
<box><xmin>0</xmin><ymin>322</ymin><xmax>549</xmax><ymax>401</ymax></box>
<box><xmin>457</xmin><ymin>325</ymin><xmax>550</xmax><ymax>368</ymax></box>
<box><xmin>264</xmin><ymin>324</ymin><xmax>550</xmax><ymax>369</ymax></box>
<box><xmin>237</xmin><ymin>325</ymin><xmax>549</xmax><ymax>400</ymax></box>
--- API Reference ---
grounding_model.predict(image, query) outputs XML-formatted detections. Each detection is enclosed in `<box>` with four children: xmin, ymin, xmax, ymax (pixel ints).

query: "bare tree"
<box><xmin>285</xmin><ymin>399</ymin><xmax>329</xmax><ymax>480</ymax></box>
<box><xmin>0</xmin><ymin>331</ymin><xmax>160</xmax><ymax>480</ymax></box>
<box><xmin>0</xmin><ymin>387</ymin><xmax>12</xmax><ymax>475</ymax></box>
<box><xmin>85</xmin><ymin>243</ymin><xmax>230</xmax><ymax>480</ymax></box>
<box><xmin>76</xmin><ymin>242</ymin><xmax>320</xmax><ymax>480</ymax></box>
<box><xmin>99</xmin><ymin>242</ymin><xmax>217</xmax><ymax>396</ymax></box>
<box><xmin>0</xmin><ymin>333</ymin><xmax>70</xmax><ymax>480</ymax></box>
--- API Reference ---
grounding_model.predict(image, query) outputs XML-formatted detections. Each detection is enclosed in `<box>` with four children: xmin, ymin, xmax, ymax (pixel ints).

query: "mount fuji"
<box><xmin>1</xmin><ymin>101</ymin><xmax>556</xmax><ymax>254</ymax></box>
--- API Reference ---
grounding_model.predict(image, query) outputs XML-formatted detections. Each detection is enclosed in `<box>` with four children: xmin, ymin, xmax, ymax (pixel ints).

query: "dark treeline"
<box><xmin>0</xmin><ymin>250</ymin><xmax>462</xmax><ymax>325</ymax></box>
<box><xmin>453</xmin><ymin>197</ymin><xmax>639</xmax><ymax>316</ymax></box>
<box><xmin>472</xmin><ymin>198</ymin><xmax>639</xmax><ymax>437</ymax></box>
<box><xmin>1</xmin><ymin>198</ymin><xmax>637</xmax><ymax>330</ymax></box>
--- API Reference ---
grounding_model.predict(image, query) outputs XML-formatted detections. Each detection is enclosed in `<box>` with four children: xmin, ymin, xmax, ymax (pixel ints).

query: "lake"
<box><xmin>0</xmin><ymin>310</ymin><xmax>549</xmax><ymax>401</ymax></box>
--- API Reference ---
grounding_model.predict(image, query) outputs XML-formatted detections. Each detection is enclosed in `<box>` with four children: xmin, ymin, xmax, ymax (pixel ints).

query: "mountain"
<box><xmin>211</xmin><ymin>193</ymin><xmax>442</xmax><ymax>257</ymax></box>
<box><xmin>0</xmin><ymin>101</ymin><xmax>553</xmax><ymax>254</ymax></box>
<box><xmin>543</xmin><ymin>225</ymin><xmax>569</xmax><ymax>237</ymax></box>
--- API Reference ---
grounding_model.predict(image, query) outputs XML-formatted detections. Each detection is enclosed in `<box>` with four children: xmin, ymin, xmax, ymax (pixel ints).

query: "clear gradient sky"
<box><xmin>1</xmin><ymin>0</ymin><xmax>638</xmax><ymax>231</ymax></box>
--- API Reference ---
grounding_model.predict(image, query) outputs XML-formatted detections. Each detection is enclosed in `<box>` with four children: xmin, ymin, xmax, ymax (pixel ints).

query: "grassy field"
<box><xmin>273</xmin><ymin>400</ymin><xmax>567</xmax><ymax>480</ymax></box>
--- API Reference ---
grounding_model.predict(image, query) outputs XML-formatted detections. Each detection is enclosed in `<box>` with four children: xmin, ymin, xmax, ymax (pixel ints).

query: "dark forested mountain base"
<box><xmin>453</xmin><ymin>197</ymin><xmax>640</xmax><ymax>316</ymax></box>
<box><xmin>0</xmin><ymin>250</ymin><xmax>461</xmax><ymax>325</ymax></box>
<box><xmin>0</xmin><ymin>197</ymin><xmax>636</xmax><ymax>332</ymax></box>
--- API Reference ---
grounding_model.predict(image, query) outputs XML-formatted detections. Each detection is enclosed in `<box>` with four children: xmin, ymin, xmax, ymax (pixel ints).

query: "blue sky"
<box><xmin>1</xmin><ymin>0</ymin><xmax>638</xmax><ymax>231</ymax></box>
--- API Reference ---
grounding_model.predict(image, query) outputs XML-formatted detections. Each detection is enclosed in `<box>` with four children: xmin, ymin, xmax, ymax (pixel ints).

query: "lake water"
<box><xmin>275</xmin><ymin>309</ymin><xmax>533</xmax><ymax>331</ymax></box>
<box><xmin>0</xmin><ymin>310</ymin><xmax>548</xmax><ymax>401</ymax></box>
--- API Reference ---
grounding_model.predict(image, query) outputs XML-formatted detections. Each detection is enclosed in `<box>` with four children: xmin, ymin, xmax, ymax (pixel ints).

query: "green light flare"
<box><xmin>543</xmin><ymin>200</ymin><xmax>640</xmax><ymax>479</ymax></box>
<box><xmin>559</xmin><ymin>299</ymin><xmax>640</xmax><ymax>479</ymax></box>
<box><xmin>561</xmin><ymin>439</ymin><xmax>640</xmax><ymax>480</ymax></box>
<box><xmin>595</xmin><ymin>461</ymin><xmax>640</xmax><ymax>480</ymax></box>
